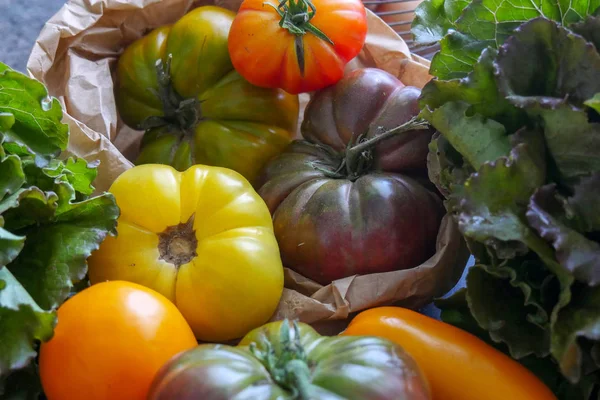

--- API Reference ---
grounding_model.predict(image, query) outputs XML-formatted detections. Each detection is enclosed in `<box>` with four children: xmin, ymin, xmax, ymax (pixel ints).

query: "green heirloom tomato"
<box><xmin>116</xmin><ymin>6</ymin><xmax>299</xmax><ymax>183</ymax></box>
<box><xmin>148</xmin><ymin>320</ymin><xmax>431</xmax><ymax>400</ymax></box>
<box><xmin>256</xmin><ymin>68</ymin><xmax>445</xmax><ymax>285</ymax></box>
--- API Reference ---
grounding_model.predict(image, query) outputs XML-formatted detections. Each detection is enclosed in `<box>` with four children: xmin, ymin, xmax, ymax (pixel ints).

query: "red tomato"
<box><xmin>228</xmin><ymin>0</ymin><xmax>368</xmax><ymax>94</ymax></box>
<box><xmin>39</xmin><ymin>281</ymin><xmax>198</xmax><ymax>400</ymax></box>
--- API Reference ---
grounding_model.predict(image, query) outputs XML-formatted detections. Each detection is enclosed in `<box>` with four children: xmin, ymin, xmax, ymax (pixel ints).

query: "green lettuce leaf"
<box><xmin>411</xmin><ymin>0</ymin><xmax>470</xmax><ymax>45</ymax></box>
<box><xmin>420</xmin><ymin>48</ymin><xmax>526</xmax><ymax>132</ymax></box>
<box><xmin>42</xmin><ymin>158</ymin><xmax>99</xmax><ymax>197</ymax></box>
<box><xmin>414</xmin><ymin>0</ymin><xmax>600</xmax><ymax>79</ymax></box>
<box><xmin>0</xmin><ymin>63</ymin><xmax>68</xmax><ymax>161</ymax></box>
<box><xmin>0</xmin><ymin>268</ymin><xmax>55</xmax><ymax>378</ymax></box>
<box><xmin>0</xmin><ymin>363</ymin><xmax>44</xmax><ymax>400</ymax></box>
<box><xmin>0</xmin><ymin>155</ymin><xmax>25</xmax><ymax>202</ymax></box>
<box><xmin>0</xmin><ymin>62</ymin><xmax>120</xmax><ymax>396</ymax></box>
<box><xmin>584</xmin><ymin>93</ymin><xmax>600</xmax><ymax>113</ymax></box>
<box><xmin>9</xmin><ymin>192</ymin><xmax>118</xmax><ymax>310</ymax></box>
<box><xmin>428</xmin><ymin>31</ymin><xmax>489</xmax><ymax>79</ymax></box>
<box><xmin>0</xmin><ymin>188</ymin><xmax>59</xmax><ymax>232</ymax></box>
<box><xmin>0</xmin><ymin>228</ymin><xmax>24</xmax><ymax>269</ymax></box>
<box><xmin>532</xmin><ymin>105</ymin><xmax>600</xmax><ymax>182</ymax></box>
<box><xmin>494</xmin><ymin>18</ymin><xmax>600</xmax><ymax>110</ymax></box>
<box><xmin>421</xmin><ymin>102</ymin><xmax>511</xmax><ymax>170</ymax></box>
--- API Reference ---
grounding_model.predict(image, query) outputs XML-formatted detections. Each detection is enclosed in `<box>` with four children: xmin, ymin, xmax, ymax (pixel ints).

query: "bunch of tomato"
<box><xmin>38</xmin><ymin>2</ymin><xmax>557</xmax><ymax>400</ymax></box>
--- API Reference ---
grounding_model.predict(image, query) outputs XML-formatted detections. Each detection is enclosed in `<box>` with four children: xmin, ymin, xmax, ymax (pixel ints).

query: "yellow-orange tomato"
<box><xmin>343</xmin><ymin>307</ymin><xmax>557</xmax><ymax>400</ymax></box>
<box><xmin>39</xmin><ymin>281</ymin><xmax>197</xmax><ymax>400</ymax></box>
<box><xmin>87</xmin><ymin>164</ymin><xmax>284</xmax><ymax>342</ymax></box>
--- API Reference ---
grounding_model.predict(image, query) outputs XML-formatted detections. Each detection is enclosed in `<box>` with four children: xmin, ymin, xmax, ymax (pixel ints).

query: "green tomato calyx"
<box><xmin>264</xmin><ymin>0</ymin><xmax>334</xmax><ymax>77</ymax></box>
<box><xmin>249</xmin><ymin>320</ymin><xmax>314</xmax><ymax>400</ymax></box>
<box><xmin>139</xmin><ymin>55</ymin><xmax>201</xmax><ymax>134</ymax></box>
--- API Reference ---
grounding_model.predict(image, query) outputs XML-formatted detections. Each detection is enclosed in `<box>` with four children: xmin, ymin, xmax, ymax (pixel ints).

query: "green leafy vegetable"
<box><xmin>417</xmin><ymin>9</ymin><xmax>600</xmax><ymax>398</ymax></box>
<box><xmin>0</xmin><ymin>62</ymin><xmax>119</xmax><ymax>396</ymax></box>
<box><xmin>585</xmin><ymin>94</ymin><xmax>600</xmax><ymax>113</ymax></box>
<box><xmin>412</xmin><ymin>0</ymin><xmax>600</xmax><ymax>79</ymax></box>
<box><xmin>411</xmin><ymin>0</ymin><xmax>469</xmax><ymax>45</ymax></box>
<box><xmin>494</xmin><ymin>18</ymin><xmax>600</xmax><ymax>109</ymax></box>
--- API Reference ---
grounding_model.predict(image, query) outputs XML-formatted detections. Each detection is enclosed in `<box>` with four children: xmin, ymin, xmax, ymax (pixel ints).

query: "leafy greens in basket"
<box><xmin>412</xmin><ymin>1</ymin><xmax>600</xmax><ymax>398</ymax></box>
<box><xmin>0</xmin><ymin>62</ymin><xmax>119</xmax><ymax>397</ymax></box>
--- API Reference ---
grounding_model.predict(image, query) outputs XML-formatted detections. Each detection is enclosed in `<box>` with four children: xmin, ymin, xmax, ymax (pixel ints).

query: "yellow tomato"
<box><xmin>88</xmin><ymin>164</ymin><xmax>284</xmax><ymax>342</ymax></box>
<box><xmin>39</xmin><ymin>281</ymin><xmax>197</xmax><ymax>400</ymax></box>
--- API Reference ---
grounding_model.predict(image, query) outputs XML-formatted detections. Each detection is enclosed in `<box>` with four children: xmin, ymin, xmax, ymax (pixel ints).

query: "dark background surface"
<box><xmin>0</xmin><ymin>0</ymin><xmax>471</xmax><ymax>318</ymax></box>
<box><xmin>0</xmin><ymin>0</ymin><xmax>66</xmax><ymax>73</ymax></box>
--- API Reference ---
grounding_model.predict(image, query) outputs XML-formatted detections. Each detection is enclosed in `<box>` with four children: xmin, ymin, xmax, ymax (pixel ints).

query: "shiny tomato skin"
<box><xmin>343</xmin><ymin>307</ymin><xmax>558</xmax><ymax>400</ymax></box>
<box><xmin>257</xmin><ymin>68</ymin><xmax>443</xmax><ymax>284</ymax></box>
<box><xmin>228</xmin><ymin>0</ymin><xmax>368</xmax><ymax>94</ymax></box>
<box><xmin>116</xmin><ymin>6</ymin><xmax>299</xmax><ymax>183</ymax></box>
<box><xmin>39</xmin><ymin>281</ymin><xmax>197</xmax><ymax>400</ymax></box>
<box><xmin>148</xmin><ymin>320</ymin><xmax>431</xmax><ymax>399</ymax></box>
<box><xmin>87</xmin><ymin>164</ymin><xmax>284</xmax><ymax>343</ymax></box>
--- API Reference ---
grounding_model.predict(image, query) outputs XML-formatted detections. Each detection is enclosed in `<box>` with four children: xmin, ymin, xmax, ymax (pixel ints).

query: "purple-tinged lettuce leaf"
<box><xmin>465</xmin><ymin>262</ymin><xmax>555</xmax><ymax>358</ymax></box>
<box><xmin>426</xmin><ymin>132</ymin><xmax>472</xmax><ymax>198</ymax></box>
<box><xmin>411</xmin><ymin>0</ymin><xmax>470</xmax><ymax>45</ymax></box>
<box><xmin>415</xmin><ymin>0</ymin><xmax>600</xmax><ymax>80</ymax></box>
<box><xmin>420</xmin><ymin>102</ymin><xmax>511</xmax><ymax>170</ymax></box>
<box><xmin>532</xmin><ymin>105</ymin><xmax>600</xmax><ymax>182</ymax></box>
<box><xmin>494</xmin><ymin>18</ymin><xmax>600</xmax><ymax>110</ymax></box>
<box><xmin>455</xmin><ymin>143</ymin><xmax>545</xmax><ymax>249</ymax></box>
<box><xmin>527</xmin><ymin>184</ymin><xmax>600</xmax><ymax>286</ymax></box>
<box><xmin>570</xmin><ymin>13</ymin><xmax>600</xmax><ymax>50</ymax></box>
<box><xmin>568</xmin><ymin>173</ymin><xmax>600</xmax><ymax>232</ymax></box>
<box><xmin>420</xmin><ymin>48</ymin><xmax>526</xmax><ymax>132</ymax></box>
<box><xmin>457</xmin><ymin>0</ymin><xmax>561</xmax><ymax>50</ymax></box>
<box><xmin>552</xmin><ymin>283</ymin><xmax>600</xmax><ymax>383</ymax></box>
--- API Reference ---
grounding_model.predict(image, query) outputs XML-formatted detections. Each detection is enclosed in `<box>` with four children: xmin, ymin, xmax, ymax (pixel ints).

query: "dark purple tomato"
<box><xmin>256</xmin><ymin>68</ymin><xmax>444</xmax><ymax>285</ymax></box>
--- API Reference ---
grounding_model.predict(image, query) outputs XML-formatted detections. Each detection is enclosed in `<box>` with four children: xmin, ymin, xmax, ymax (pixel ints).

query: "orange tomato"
<box><xmin>39</xmin><ymin>281</ymin><xmax>198</xmax><ymax>400</ymax></box>
<box><xmin>342</xmin><ymin>307</ymin><xmax>557</xmax><ymax>400</ymax></box>
<box><xmin>228</xmin><ymin>0</ymin><xmax>367</xmax><ymax>94</ymax></box>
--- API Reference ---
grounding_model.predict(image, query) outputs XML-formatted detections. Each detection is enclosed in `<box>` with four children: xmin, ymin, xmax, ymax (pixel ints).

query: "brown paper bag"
<box><xmin>27</xmin><ymin>0</ymin><xmax>469</xmax><ymax>334</ymax></box>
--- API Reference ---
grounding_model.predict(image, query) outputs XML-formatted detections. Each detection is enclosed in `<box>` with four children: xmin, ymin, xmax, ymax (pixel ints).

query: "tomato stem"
<box><xmin>265</xmin><ymin>0</ymin><xmax>334</xmax><ymax>76</ymax></box>
<box><xmin>344</xmin><ymin>117</ymin><xmax>430</xmax><ymax>179</ymax></box>
<box><xmin>139</xmin><ymin>55</ymin><xmax>201</xmax><ymax>133</ymax></box>
<box><xmin>248</xmin><ymin>320</ymin><xmax>314</xmax><ymax>399</ymax></box>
